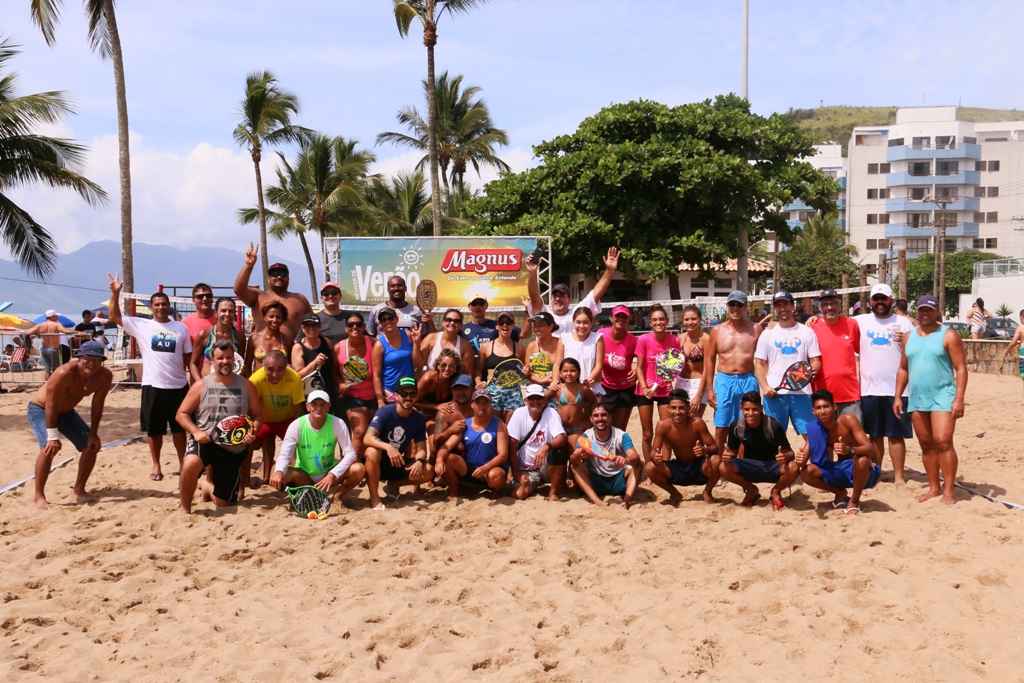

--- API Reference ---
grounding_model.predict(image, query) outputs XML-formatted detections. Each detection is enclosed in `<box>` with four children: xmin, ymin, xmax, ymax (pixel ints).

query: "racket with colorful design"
<box><xmin>341</xmin><ymin>353</ymin><xmax>370</xmax><ymax>383</ymax></box>
<box><xmin>489</xmin><ymin>357</ymin><xmax>529</xmax><ymax>390</ymax></box>
<box><xmin>652</xmin><ymin>348</ymin><xmax>686</xmax><ymax>393</ymax></box>
<box><xmin>285</xmin><ymin>485</ymin><xmax>331</xmax><ymax>520</ymax></box>
<box><xmin>211</xmin><ymin>415</ymin><xmax>255</xmax><ymax>453</ymax></box>
<box><xmin>575</xmin><ymin>435</ymin><xmax>620</xmax><ymax>462</ymax></box>
<box><xmin>775</xmin><ymin>360</ymin><xmax>815</xmax><ymax>392</ymax></box>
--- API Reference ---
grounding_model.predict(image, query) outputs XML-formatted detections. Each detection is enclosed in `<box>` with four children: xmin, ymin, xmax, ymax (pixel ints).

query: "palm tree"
<box><xmin>239</xmin><ymin>135</ymin><xmax>376</xmax><ymax>302</ymax></box>
<box><xmin>233</xmin><ymin>71</ymin><xmax>309</xmax><ymax>288</ymax></box>
<box><xmin>377</xmin><ymin>71</ymin><xmax>509</xmax><ymax>210</ymax></box>
<box><xmin>392</xmin><ymin>0</ymin><xmax>488</xmax><ymax>236</ymax></box>
<box><xmin>0</xmin><ymin>39</ymin><xmax>106</xmax><ymax>277</ymax></box>
<box><xmin>365</xmin><ymin>171</ymin><xmax>432</xmax><ymax>236</ymax></box>
<box><xmin>30</xmin><ymin>0</ymin><xmax>133</xmax><ymax>290</ymax></box>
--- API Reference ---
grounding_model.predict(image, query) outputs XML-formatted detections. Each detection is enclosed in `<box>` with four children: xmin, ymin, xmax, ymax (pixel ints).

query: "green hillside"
<box><xmin>782</xmin><ymin>106</ymin><xmax>1024</xmax><ymax>152</ymax></box>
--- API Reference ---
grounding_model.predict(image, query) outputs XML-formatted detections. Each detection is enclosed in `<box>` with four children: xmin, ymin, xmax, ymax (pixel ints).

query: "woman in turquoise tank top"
<box><xmin>893</xmin><ymin>294</ymin><xmax>968</xmax><ymax>504</ymax></box>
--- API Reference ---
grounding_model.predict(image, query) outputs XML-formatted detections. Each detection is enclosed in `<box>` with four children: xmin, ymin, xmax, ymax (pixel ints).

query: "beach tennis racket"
<box><xmin>489</xmin><ymin>358</ymin><xmax>529</xmax><ymax>389</ymax></box>
<box><xmin>652</xmin><ymin>347</ymin><xmax>686</xmax><ymax>393</ymax></box>
<box><xmin>576</xmin><ymin>435</ymin><xmax>620</xmax><ymax>462</ymax></box>
<box><xmin>416</xmin><ymin>279</ymin><xmax>438</xmax><ymax>316</ymax></box>
<box><xmin>775</xmin><ymin>360</ymin><xmax>815</xmax><ymax>392</ymax></box>
<box><xmin>211</xmin><ymin>415</ymin><xmax>255</xmax><ymax>452</ymax></box>
<box><xmin>285</xmin><ymin>485</ymin><xmax>331</xmax><ymax>520</ymax></box>
<box><xmin>233</xmin><ymin>352</ymin><xmax>244</xmax><ymax>375</ymax></box>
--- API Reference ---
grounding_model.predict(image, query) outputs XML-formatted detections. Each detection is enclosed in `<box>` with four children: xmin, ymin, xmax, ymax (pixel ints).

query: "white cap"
<box><xmin>306</xmin><ymin>389</ymin><xmax>331</xmax><ymax>405</ymax></box>
<box><xmin>869</xmin><ymin>283</ymin><xmax>893</xmax><ymax>299</ymax></box>
<box><xmin>45</xmin><ymin>309</ymin><xmax>57</xmax><ymax>318</ymax></box>
<box><xmin>524</xmin><ymin>384</ymin><xmax>546</xmax><ymax>398</ymax></box>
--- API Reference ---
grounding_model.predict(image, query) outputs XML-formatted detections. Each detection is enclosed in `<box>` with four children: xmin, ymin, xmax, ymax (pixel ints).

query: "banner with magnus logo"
<box><xmin>333</xmin><ymin>237</ymin><xmax>543</xmax><ymax>307</ymax></box>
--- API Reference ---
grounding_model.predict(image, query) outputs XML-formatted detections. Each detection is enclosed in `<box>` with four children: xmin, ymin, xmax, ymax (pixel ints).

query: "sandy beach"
<box><xmin>2</xmin><ymin>377</ymin><xmax>1023</xmax><ymax>681</ymax></box>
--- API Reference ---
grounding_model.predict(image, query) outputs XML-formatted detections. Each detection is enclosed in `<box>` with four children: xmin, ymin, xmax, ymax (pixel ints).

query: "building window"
<box><xmin>909</xmin><ymin>212</ymin><xmax>930</xmax><ymax>227</ymax></box>
<box><xmin>935</xmin><ymin>186</ymin><xmax>958</xmax><ymax>200</ymax></box>
<box><xmin>975</xmin><ymin>211</ymin><xmax>986</xmax><ymax>223</ymax></box>
<box><xmin>880</xmin><ymin>162</ymin><xmax>891</xmax><ymax>173</ymax></box>
<box><xmin>867</xmin><ymin>213</ymin><xmax>878</xmax><ymax>224</ymax></box>
<box><xmin>935</xmin><ymin>212</ymin><xmax>957</xmax><ymax>228</ymax></box>
<box><xmin>987</xmin><ymin>238</ymin><xmax>998</xmax><ymax>249</ymax></box>
<box><xmin>909</xmin><ymin>161</ymin><xmax>930</xmax><ymax>176</ymax></box>
<box><xmin>988</xmin><ymin>186</ymin><xmax>999</xmax><ymax>197</ymax></box>
<box><xmin>990</xmin><ymin>160</ymin><xmax>1000</xmax><ymax>171</ymax></box>
<box><xmin>864</xmin><ymin>264</ymin><xmax>878</xmax><ymax>274</ymax></box>
<box><xmin>936</xmin><ymin>160</ymin><xmax>959</xmax><ymax>176</ymax></box>
<box><xmin>987</xmin><ymin>211</ymin><xmax>999</xmax><ymax>223</ymax></box>
<box><xmin>973</xmin><ymin>238</ymin><xmax>984</xmax><ymax>249</ymax></box>
<box><xmin>878</xmin><ymin>238</ymin><xmax>890</xmax><ymax>249</ymax></box>
<box><xmin>867</xmin><ymin>163</ymin><xmax>878</xmax><ymax>174</ymax></box>
<box><xmin>979</xmin><ymin>160</ymin><xmax>1001</xmax><ymax>172</ymax></box>
<box><xmin>879</xmin><ymin>188</ymin><xmax>890</xmax><ymax>199</ymax></box>
<box><xmin>867</xmin><ymin>189</ymin><xmax>877</xmax><ymax>199</ymax></box>
<box><xmin>887</xmin><ymin>137</ymin><xmax>904</xmax><ymax>147</ymax></box>
<box><xmin>935</xmin><ymin>135</ymin><xmax>954</xmax><ymax>149</ymax></box>
<box><xmin>912</xmin><ymin>136</ymin><xmax>931</xmax><ymax>149</ymax></box>
<box><xmin>943</xmin><ymin>239</ymin><xmax>957</xmax><ymax>253</ymax></box>
<box><xmin>907</xmin><ymin>238</ymin><xmax>929</xmax><ymax>252</ymax></box>
<box><xmin>910</xmin><ymin>187</ymin><xmax>928</xmax><ymax>200</ymax></box>
<box><xmin>975</xmin><ymin>186</ymin><xmax>986</xmax><ymax>198</ymax></box>
<box><xmin>879</xmin><ymin>213</ymin><xmax>890</xmax><ymax>224</ymax></box>
<box><xmin>866</xmin><ymin>239</ymin><xmax>878</xmax><ymax>250</ymax></box>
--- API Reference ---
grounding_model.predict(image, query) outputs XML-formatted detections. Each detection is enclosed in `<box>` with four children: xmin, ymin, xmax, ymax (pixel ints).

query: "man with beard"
<box><xmin>366</xmin><ymin>275</ymin><xmax>427</xmax><ymax>337</ymax></box>
<box><xmin>854</xmin><ymin>284</ymin><xmax>914</xmax><ymax>484</ymax></box>
<box><xmin>431</xmin><ymin>374</ymin><xmax>475</xmax><ymax>476</ymax></box>
<box><xmin>363</xmin><ymin>377</ymin><xmax>431</xmax><ymax>509</ymax></box>
<box><xmin>810</xmin><ymin>289</ymin><xmax>861</xmax><ymax>420</ymax></box>
<box><xmin>27</xmin><ymin>341</ymin><xmax>112</xmax><ymax>508</ymax></box>
<box><xmin>233</xmin><ymin>244</ymin><xmax>312</xmax><ymax>345</ymax></box>
<box><xmin>525</xmin><ymin>247</ymin><xmax>620</xmax><ymax>337</ymax></box>
<box><xmin>570</xmin><ymin>402</ymin><xmax>640</xmax><ymax>507</ymax></box>
<box><xmin>176</xmin><ymin>341</ymin><xmax>262</xmax><ymax>513</ymax></box>
<box><xmin>704</xmin><ymin>290</ymin><xmax>763</xmax><ymax>450</ymax></box>
<box><xmin>440</xmin><ymin>388</ymin><xmax>509</xmax><ymax>497</ymax></box>
<box><xmin>644</xmin><ymin>390</ymin><xmax>720</xmax><ymax>504</ymax></box>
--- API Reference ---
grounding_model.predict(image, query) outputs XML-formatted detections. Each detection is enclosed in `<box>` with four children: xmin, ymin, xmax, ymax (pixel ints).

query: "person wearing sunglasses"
<box><xmin>372</xmin><ymin>308</ymin><xmax>423</xmax><ymax>404</ymax></box>
<box><xmin>296</xmin><ymin>281</ymin><xmax>348</xmax><ymax>348</ymax></box>
<box><xmin>335</xmin><ymin>312</ymin><xmax>376</xmax><ymax>455</ymax></box>
<box><xmin>419</xmin><ymin>308</ymin><xmax>474</xmax><ymax>377</ymax></box>
<box><xmin>233</xmin><ymin>243</ymin><xmax>312</xmax><ymax>346</ymax></box>
<box><xmin>363</xmin><ymin>376</ymin><xmax>431</xmax><ymax>509</ymax></box>
<box><xmin>181</xmin><ymin>282</ymin><xmax>216</xmax><ymax>347</ymax></box>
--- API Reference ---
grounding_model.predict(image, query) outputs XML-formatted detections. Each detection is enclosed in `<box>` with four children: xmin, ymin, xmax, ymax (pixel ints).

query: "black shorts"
<box><xmin>635</xmin><ymin>394</ymin><xmax>670</xmax><ymax>407</ymax></box>
<box><xmin>378</xmin><ymin>452</ymin><xmax>415</xmax><ymax>481</ymax></box>
<box><xmin>343</xmin><ymin>396</ymin><xmax>379</xmax><ymax>413</ymax></box>
<box><xmin>140</xmin><ymin>385</ymin><xmax>187</xmax><ymax>436</ymax></box>
<box><xmin>860</xmin><ymin>396</ymin><xmax>913</xmax><ymax>439</ymax></box>
<box><xmin>545</xmin><ymin>445</ymin><xmax>570</xmax><ymax>467</ymax></box>
<box><xmin>197</xmin><ymin>442</ymin><xmax>244</xmax><ymax>503</ymax></box>
<box><xmin>668</xmin><ymin>457</ymin><xmax>708</xmax><ymax>486</ymax></box>
<box><xmin>733</xmin><ymin>458</ymin><xmax>780</xmax><ymax>483</ymax></box>
<box><xmin>601</xmin><ymin>387</ymin><xmax>635</xmax><ymax>409</ymax></box>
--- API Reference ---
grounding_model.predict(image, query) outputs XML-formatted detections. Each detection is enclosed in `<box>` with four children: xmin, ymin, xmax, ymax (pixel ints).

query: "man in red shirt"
<box><xmin>181</xmin><ymin>282</ymin><xmax>216</xmax><ymax>347</ymax></box>
<box><xmin>810</xmin><ymin>289</ymin><xmax>862</xmax><ymax>420</ymax></box>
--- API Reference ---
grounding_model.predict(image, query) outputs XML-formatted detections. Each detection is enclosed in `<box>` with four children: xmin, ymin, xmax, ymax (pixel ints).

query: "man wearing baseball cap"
<box><xmin>234</xmin><ymin>243</ymin><xmax>313</xmax><ymax>346</ymax></box>
<box><xmin>26</xmin><ymin>340</ymin><xmax>113</xmax><ymax>508</ymax></box>
<box><xmin>431</xmin><ymin>374</ymin><xmax>475</xmax><ymax>470</ymax></box>
<box><xmin>363</xmin><ymin>376</ymin><xmax>431</xmax><ymax>508</ymax></box>
<box><xmin>599</xmin><ymin>304</ymin><xmax>638</xmax><ymax>429</ymax></box>
<box><xmin>704</xmin><ymin>289</ymin><xmax>763</xmax><ymax>449</ymax></box>
<box><xmin>439</xmin><ymin>387</ymin><xmax>509</xmax><ymax>498</ymax></box>
<box><xmin>854</xmin><ymin>282</ymin><xmax>915</xmax><ymax>484</ymax></box>
<box><xmin>894</xmin><ymin>294</ymin><xmax>968</xmax><ymax>504</ymax></box>
<box><xmin>809</xmin><ymin>288</ymin><xmax>862</xmax><ymax>420</ymax></box>
<box><xmin>463</xmin><ymin>296</ymin><xmax>520</xmax><ymax>352</ymax></box>
<box><xmin>525</xmin><ymin>246</ymin><xmax>620</xmax><ymax>337</ymax></box>
<box><xmin>507</xmin><ymin>383</ymin><xmax>568</xmax><ymax>499</ymax></box>
<box><xmin>298</xmin><ymin>281</ymin><xmax>348</xmax><ymax>348</ymax></box>
<box><xmin>269</xmin><ymin>390</ymin><xmax>365</xmax><ymax>508</ymax></box>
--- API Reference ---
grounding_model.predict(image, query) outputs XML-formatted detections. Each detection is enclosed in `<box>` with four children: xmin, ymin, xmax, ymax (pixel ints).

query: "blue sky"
<box><xmin>6</xmin><ymin>0</ymin><xmax>1023</xmax><ymax>266</ymax></box>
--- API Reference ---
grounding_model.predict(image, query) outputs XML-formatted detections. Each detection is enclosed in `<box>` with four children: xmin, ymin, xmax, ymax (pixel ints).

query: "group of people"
<box><xmin>26</xmin><ymin>244</ymin><xmax>969</xmax><ymax>514</ymax></box>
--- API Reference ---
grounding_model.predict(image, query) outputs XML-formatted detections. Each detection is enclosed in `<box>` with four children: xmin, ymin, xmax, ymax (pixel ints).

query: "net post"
<box><xmin>841</xmin><ymin>272</ymin><xmax>849</xmax><ymax>313</ymax></box>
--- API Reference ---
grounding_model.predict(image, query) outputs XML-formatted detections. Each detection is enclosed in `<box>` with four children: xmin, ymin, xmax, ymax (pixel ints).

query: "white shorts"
<box><xmin>675</xmin><ymin>377</ymin><xmax>708</xmax><ymax>405</ymax></box>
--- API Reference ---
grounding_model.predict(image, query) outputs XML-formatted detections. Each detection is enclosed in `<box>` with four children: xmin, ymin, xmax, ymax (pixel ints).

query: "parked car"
<box><xmin>984</xmin><ymin>317</ymin><xmax>1018</xmax><ymax>340</ymax></box>
<box><xmin>945</xmin><ymin>321</ymin><xmax>970</xmax><ymax>338</ymax></box>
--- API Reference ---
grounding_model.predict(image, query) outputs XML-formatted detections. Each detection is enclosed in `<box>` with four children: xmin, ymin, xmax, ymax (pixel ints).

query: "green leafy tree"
<box><xmin>906</xmin><ymin>250</ymin><xmax>1002</xmax><ymax>315</ymax></box>
<box><xmin>392</xmin><ymin>0</ymin><xmax>488</xmax><ymax>236</ymax></box>
<box><xmin>233</xmin><ymin>71</ymin><xmax>310</xmax><ymax>287</ymax></box>
<box><xmin>778</xmin><ymin>215</ymin><xmax>858</xmax><ymax>293</ymax></box>
<box><xmin>30</xmin><ymin>0</ymin><xmax>133</xmax><ymax>289</ymax></box>
<box><xmin>377</xmin><ymin>71</ymin><xmax>509</xmax><ymax>208</ymax></box>
<box><xmin>465</xmin><ymin>96</ymin><xmax>836</xmax><ymax>298</ymax></box>
<box><xmin>239</xmin><ymin>135</ymin><xmax>376</xmax><ymax>302</ymax></box>
<box><xmin>0</xmin><ymin>39</ymin><xmax>106</xmax><ymax>277</ymax></box>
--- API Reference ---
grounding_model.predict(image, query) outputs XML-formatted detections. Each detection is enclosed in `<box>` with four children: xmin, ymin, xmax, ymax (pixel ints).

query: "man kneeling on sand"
<box><xmin>507</xmin><ymin>384</ymin><xmax>568</xmax><ymax>500</ymax></box>
<box><xmin>644</xmin><ymin>390</ymin><xmax>720</xmax><ymax>504</ymax></box>
<box><xmin>570</xmin><ymin>402</ymin><xmax>639</xmax><ymax>507</ymax></box>
<box><xmin>719</xmin><ymin>391</ymin><xmax>799</xmax><ymax>510</ymax></box>
<box><xmin>363</xmin><ymin>377</ymin><xmax>431</xmax><ymax>509</ymax></box>
<box><xmin>798</xmin><ymin>389</ymin><xmax>880</xmax><ymax>516</ymax></box>
<box><xmin>269</xmin><ymin>390</ymin><xmax>365</xmax><ymax>508</ymax></box>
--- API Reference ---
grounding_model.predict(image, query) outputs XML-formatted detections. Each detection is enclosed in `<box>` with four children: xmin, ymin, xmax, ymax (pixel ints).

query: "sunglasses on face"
<box><xmin>322</xmin><ymin>290</ymin><xmax>340</xmax><ymax>297</ymax></box>
<box><xmin>194</xmin><ymin>293</ymin><xmax>213</xmax><ymax>300</ymax></box>
<box><xmin>443</xmin><ymin>317</ymin><xmax>462</xmax><ymax>324</ymax></box>
<box><xmin>346</xmin><ymin>321</ymin><xmax>364</xmax><ymax>328</ymax></box>
<box><xmin>497</xmin><ymin>320</ymin><xmax>513</xmax><ymax>326</ymax></box>
<box><xmin>398</xmin><ymin>390</ymin><xmax>417</xmax><ymax>399</ymax></box>
<box><xmin>269</xmin><ymin>270</ymin><xmax>288</xmax><ymax>278</ymax></box>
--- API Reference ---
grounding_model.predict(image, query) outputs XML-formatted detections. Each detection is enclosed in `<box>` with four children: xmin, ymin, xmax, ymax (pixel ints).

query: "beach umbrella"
<box><xmin>0</xmin><ymin>313</ymin><xmax>32</xmax><ymax>329</ymax></box>
<box><xmin>32</xmin><ymin>313</ymin><xmax>76</xmax><ymax>327</ymax></box>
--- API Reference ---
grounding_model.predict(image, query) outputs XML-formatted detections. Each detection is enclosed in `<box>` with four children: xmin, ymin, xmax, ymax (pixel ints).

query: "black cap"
<box><xmin>268</xmin><ymin>262</ymin><xmax>289</xmax><ymax>274</ymax></box>
<box><xmin>496</xmin><ymin>312</ymin><xmax>515</xmax><ymax>324</ymax></box>
<box><xmin>301</xmin><ymin>314</ymin><xmax>321</xmax><ymax>325</ymax></box>
<box><xmin>531</xmin><ymin>311</ymin><xmax>556</xmax><ymax>327</ymax></box>
<box><xmin>915</xmin><ymin>293</ymin><xmax>938</xmax><ymax>310</ymax></box>
<box><xmin>819</xmin><ymin>288</ymin><xmax>839</xmax><ymax>300</ymax></box>
<box><xmin>773</xmin><ymin>291</ymin><xmax>795</xmax><ymax>303</ymax></box>
<box><xmin>468</xmin><ymin>297</ymin><xmax>487</xmax><ymax>306</ymax></box>
<box><xmin>551</xmin><ymin>283</ymin><xmax>570</xmax><ymax>295</ymax></box>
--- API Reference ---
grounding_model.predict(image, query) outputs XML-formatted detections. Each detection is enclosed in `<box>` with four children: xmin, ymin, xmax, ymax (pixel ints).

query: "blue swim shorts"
<box><xmin>819</xmin><ymin>458</ymin><xmax>881</xmax><ymax>490</ymax></box>
<box><xmin>713</xmin><ymin>372</ymin><xmax>759</xmax><ymax>429</ymax></box>
<box><xmin>763</xmin><ymin>393</ymin><xmax>814</xmax><ymax>435</ymax></box>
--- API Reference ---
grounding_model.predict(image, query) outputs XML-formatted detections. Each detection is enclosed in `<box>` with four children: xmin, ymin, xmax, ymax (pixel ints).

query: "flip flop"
<box><xmin>150</xmin><ymin>473</ymin><xmax>164</xmax><ymax>482</ymax></box>
<box><xmin>845</xmin><ymin>505</ymin><xmax>861</xmax><ymax>516</ymax></box>
<box><xmin>771</xmin><ymin>496</ymin><xmax>785</xmax><ymax>511</ymax></box>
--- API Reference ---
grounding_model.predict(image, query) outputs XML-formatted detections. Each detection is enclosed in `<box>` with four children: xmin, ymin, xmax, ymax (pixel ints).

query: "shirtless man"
<box><xmin>233</xmin><ymin>243</ymin><xmax>312</xmax><ymax>345</ymax></box>
<box><xmin>26</xmin><ymin>341</ymin><xmax>112</xmax><ymax>508</ymax></box>
<box><xmin>704</xmin><ymin>290</ymin><xmax>762</xmax><ymax>449</ymax></box>
<box><xmin>798</xmin><ymin>389</ymin><xmax>880</xmax><ymax>515</ymax></box>
<box><xmin>643</xmin><ymin>390</ymin><xmax>720</xmax><ymax>504</ymax></box>
<box><xmin>22</xmin><ymin>310</ymin><xmax>77</xmax><ymax>377</ymax></box>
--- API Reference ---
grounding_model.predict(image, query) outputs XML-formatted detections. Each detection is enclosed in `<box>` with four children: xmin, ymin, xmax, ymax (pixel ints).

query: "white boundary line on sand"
<box><xmin>0</xmin><ymin>435</ymin><xmax>145</xmax><ymax>496</ymax></box>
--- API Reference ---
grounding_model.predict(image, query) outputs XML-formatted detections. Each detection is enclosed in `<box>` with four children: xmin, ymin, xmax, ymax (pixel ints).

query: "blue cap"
<box><xmin>76</xmin><ymin>340</ymin><xmax>106</xmax><ymax>360</ymax></box>
<box><xmin>452</xmin><ymin>374</ymin><xmax>473</xmax><ymax>388</ymax></box>
<box><xmin>915</xmin><ymin>294</ymin><xmax>938</xmax><ymax>310</ymax></box>
<box><xmin>726</xmin><ymin>290</ymin><xmax>747</xmax><ymax>305</ymax></box>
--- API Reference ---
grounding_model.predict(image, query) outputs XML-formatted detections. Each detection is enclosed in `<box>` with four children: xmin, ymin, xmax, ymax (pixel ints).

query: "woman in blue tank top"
<box><xmin>440</xmin><ymin>389</ymin><xmax>509</xmax><ymax>497</ymax></box>
<box><xmin>893</xmin><ymin>294</ymin><xmax>968</xmax><ymax>504</ymax></box>
<box><xmin>372</xmin><ymin>308</ymin><xmax>422</xmax><ymax>402</ymax></box>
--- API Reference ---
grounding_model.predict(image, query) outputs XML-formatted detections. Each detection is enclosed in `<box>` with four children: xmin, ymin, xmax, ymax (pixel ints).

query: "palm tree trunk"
<box><xmin>320</xmin><ymin>231</ymin><xmax>328</xmax><ymax>284</ymax></box>
<box><xmin>424</xmin><ymin>5</ymin><xmax>442</xmax><ymax>238</ymax></box>
<box><xmin>440</xmin><ymin>164</ymin><xmax>451</xmax><ymax>215</ymax></box>
<box><xmin>103</xmin><ymin>0</ymin><xmax>133</xmax><ymax>292</ymax></box>
<box><xmin>252</xmin><ymin>149</ymin><xmax>270</xmax><ymax>289</ymax></box>
<box><xmin>297</xmin><ymin>230</ymin><xmax>319</xmax><ymax>305</ymax></box>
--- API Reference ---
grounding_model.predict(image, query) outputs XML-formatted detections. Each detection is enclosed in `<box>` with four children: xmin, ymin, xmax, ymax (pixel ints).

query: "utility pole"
<box><xmin>926</xmin><ymin>195</ymin><xmax>952</xmax><ymax>314</ymax></box>
<box><xmin>736</xmin><ymin>0</ymin><xmax>750</xmax><ymax>291</ymax></box>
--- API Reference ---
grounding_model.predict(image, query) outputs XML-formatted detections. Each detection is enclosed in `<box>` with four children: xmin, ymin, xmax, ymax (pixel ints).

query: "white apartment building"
<box><xmin>847</xmin><ymin>106</ymin><xmax>1024</xmax><ymax>270</ymax></box>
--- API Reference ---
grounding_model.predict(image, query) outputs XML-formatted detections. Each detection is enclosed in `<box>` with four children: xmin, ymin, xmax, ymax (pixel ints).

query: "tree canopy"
<box><xmin>464</xmin><ymin>96</ymin><xmax>836</xmax><ymax>282</ymax></box>
<box><xmin>907</xmin><ymin>250</ymin><xmax>1002</xmax><ymax>314</ymax></box>
<box><xmin>778</xmin><ymin>214</ymin><xmax>858</xmax><ymax>293</ymax></box>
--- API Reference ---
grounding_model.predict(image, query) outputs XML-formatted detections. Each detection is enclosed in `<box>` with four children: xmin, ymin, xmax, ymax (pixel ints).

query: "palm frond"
<box><xmin>85</xmin><ymin>0</ymin><xmax>112</xmax><ymax>58</ymax></box>
<box><xmin>392</xmin><ymin>1</ymin><xmax>422</xmax><ymax>36</ymax></box>
<box><xmin>0</xmin><ymin>191</ymin><xmax>57</xmax><ymax>277</ymax></box>
<box><xmin>28</xmin><ymin>0</ymin><xmax>63</xmax><ymax>46</ymax></box>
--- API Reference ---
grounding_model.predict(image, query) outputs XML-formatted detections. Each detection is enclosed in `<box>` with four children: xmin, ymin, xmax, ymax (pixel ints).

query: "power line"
<box><xmin>0</xmin><ymin>275</ymin><xmax>108</xmax><ymax>293</ymax></box>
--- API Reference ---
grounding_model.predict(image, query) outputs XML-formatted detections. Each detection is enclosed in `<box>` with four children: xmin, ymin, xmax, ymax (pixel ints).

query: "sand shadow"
<box><xmin>956</xmin><ymin>479</ymin><xmax>1009</xmax><ymax>499</ymax></box>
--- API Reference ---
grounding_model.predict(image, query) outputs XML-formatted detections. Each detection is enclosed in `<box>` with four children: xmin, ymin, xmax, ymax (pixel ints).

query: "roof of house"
<box><xmin>677</xmin><ymin>257</ymin><xmax>773</xmax><ymax>273</ymax></box>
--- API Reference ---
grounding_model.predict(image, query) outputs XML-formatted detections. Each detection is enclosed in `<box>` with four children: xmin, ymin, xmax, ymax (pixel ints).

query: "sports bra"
<box><xmin>483</xmin><ymin>339</ymin><xmax>517</xmax><ymax>381</ymax></box>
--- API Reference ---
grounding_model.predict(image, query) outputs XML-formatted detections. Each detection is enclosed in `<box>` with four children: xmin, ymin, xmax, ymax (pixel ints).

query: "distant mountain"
<box><xmin>0</xmin><ymin>241</ymin><xmax>309</xmax><ymax>317</ymax></box>
<box><xmin>782</xmin><ymin>105</ymin><xmax>1024</xmax><ymax>153</ymax></box>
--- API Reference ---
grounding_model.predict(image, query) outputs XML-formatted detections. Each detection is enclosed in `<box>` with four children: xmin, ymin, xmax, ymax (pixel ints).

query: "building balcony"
<box><xmin>886</xmin><ymin>171</ymin><xmax>980</xmax><ymax>187</ymax></box>
<box><xmin>783</xmin><ymin>199</ymin><xmax>813</xmax><ymax>212</ymax></box>
<box><xmin>885</xmin><ymin>197</ymin><xmax>980</xmax><ymax>212</ymax></box>
<box><xmin>884</xmin><ymin>222</ymin><xmax>979</xmax><ymax>238</ymax></box>
<box><xmin>886</xmin><ymin>143</ymin><xmax>982</xmax><ymax>162</ymax></box>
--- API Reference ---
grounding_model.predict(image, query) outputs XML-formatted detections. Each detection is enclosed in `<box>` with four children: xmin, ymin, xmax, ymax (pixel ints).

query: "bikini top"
<box><xmin>683</xmin><ymin>336</ymin><xmax>704</xmax><ymax>363</ymax></box>
<box><xmin>203</xmin><ymin>327</ymin><xmax>240</xmax><ymax>360</ymax></box>
<box><xmin>558</xmin><ymin>385</ymin><xmax>583</xmax><ymax>406</ymax></box>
